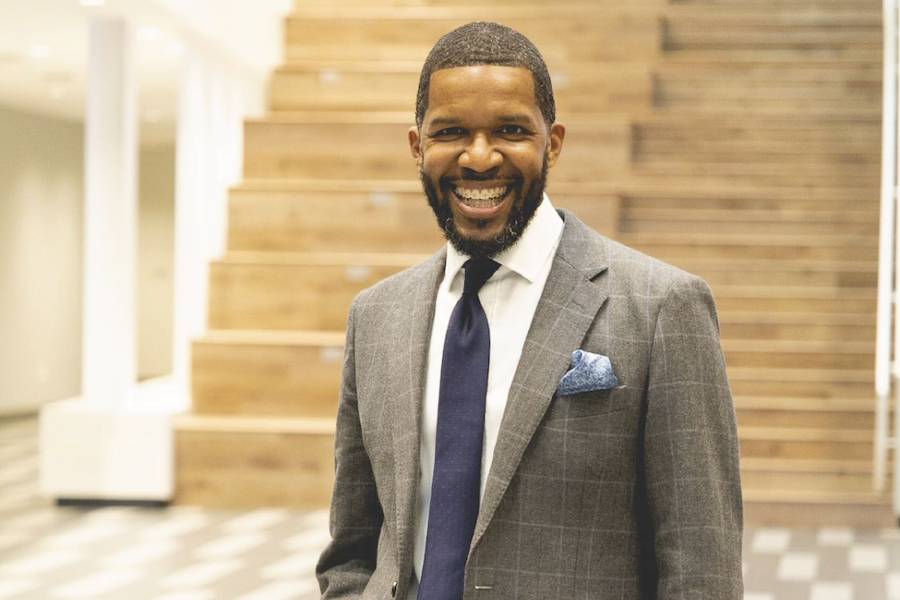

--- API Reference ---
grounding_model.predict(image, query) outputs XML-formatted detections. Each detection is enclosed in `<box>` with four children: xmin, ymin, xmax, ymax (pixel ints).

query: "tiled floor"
<box><xmin>3</xmin><ymin>415</ymin><xmax>900</xmax><ymax>599</ymax></box>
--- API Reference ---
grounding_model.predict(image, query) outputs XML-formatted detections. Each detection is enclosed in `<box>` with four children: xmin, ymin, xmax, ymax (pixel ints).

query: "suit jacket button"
<box><xmin>391</xmin><ymin>581</ymin><xmax>398</xmax><ymax>597</ymax></box>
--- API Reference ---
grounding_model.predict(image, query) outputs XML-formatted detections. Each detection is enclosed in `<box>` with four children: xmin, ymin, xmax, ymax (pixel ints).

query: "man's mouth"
<box><xmin>451</xmin><ymin>184</ymin><xmax>513</xmax><ymax>209</ymax></box>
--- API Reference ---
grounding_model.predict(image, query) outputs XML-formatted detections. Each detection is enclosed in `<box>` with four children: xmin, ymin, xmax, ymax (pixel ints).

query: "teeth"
<box><xmin>453</xmin><ymin>186</ymin><xmax>509</xmax><ymax>207</ymax></box>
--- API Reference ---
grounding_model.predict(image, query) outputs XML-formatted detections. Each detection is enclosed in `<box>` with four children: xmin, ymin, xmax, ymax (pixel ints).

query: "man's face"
<box><xmin>409</xmin><ymin>65</ymin><xmax>565</xmax><ymax>258</ymax></box>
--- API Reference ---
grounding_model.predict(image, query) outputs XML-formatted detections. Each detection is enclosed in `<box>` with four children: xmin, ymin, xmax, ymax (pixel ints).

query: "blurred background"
<box><xmin>0</xmin><ymin>0</ymin><xmax>897</xmax><ymax>598</ymax></box>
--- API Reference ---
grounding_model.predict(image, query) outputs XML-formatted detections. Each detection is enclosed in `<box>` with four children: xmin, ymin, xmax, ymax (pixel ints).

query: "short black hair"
<box><xmin>415</xmin><ymin>21</ymin><xmax>556</xmax><ymax>128</ymax></box>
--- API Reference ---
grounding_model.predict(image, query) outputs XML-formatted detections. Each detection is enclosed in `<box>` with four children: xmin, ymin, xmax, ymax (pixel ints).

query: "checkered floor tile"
<box><xmin>3</xmin><ymin>415</ymin><xmax>900</xmax><ymax>599</ymax></box>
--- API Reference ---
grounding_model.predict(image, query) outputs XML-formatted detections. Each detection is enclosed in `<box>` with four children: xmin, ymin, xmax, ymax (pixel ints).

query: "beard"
<box><xmin>420</xmin><ymin>152</ymin><xmax>550</xmax><ymax>259</ymax></box>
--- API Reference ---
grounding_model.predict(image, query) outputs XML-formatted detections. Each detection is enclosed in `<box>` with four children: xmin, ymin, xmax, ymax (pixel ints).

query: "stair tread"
<box><xmin>723</xmin><ymin>339</ymin><xmax>873</xmax><ymax>353</ymax></box>
<box><xmin>718</xmin><ymin>311</ymin><xmax>873</xmax><ymax>324</ymax></box>
<box><xmin>663</xmin><ymin>49</ymin><xmax>882</xmax><ymax>64</ymax></box>
<box><xmin>175</xmin><ymin>413</ymin><xmax>336</xmax><ymax>434</ymax></box>
<box><xmin>735</xmin><ymin>396</ymin><xmax>874</xmax><ymax>411</ymax></box>
<box><xmin>728</xmin><ymin>366</ymin><xmax>873</xmax><ymax>381</ymax></box>
<box><xmin>741</xmin><ymin>456</ymin><xmax>878</xmax><ymax>473</ymax></box>
<box><xmin>199</xmin><ymin>329</ymin><xmax>345</xmax><ymax>347</ymax></box>
<box><xmin>625</xmin><ymin>207</ymin><xmax>876</xmax><ymax>223</ymax></box>
<box><xmin>221</xmin><ymin>251</ymin><xmax>428</xmax><ymax>266</ymax></box>
<box><xmin>740</xmin><ymin>426</ymin><xmax>871</xmax><ymax>441</ymax></box>
<box><xmin>288</xmin><ymin>5</ymin><xmax>660</xmax><ymax>19</ymax></box>
<box><xmin>742</xmin><ymin>488</ymin><xmax>888</xmax><ymax>504</ymax></box>
<box><xmin>620</xmin><ymin>232</ymin><xmax>877</xmax><ymax>246</ymax></box>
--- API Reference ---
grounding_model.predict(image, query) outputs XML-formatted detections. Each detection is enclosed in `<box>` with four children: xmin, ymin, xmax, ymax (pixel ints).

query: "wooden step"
<box><xmin>193</xmin><ymin>328</ymin><xmax>876</xmax><ymax>416</ymax></box>
<box><xmin>270</xmin><ymin>62</ymin><xmax>653</xmax><ymax>114</ymax></box>
<box><xmin>625</xmin><ymin>202</ymin><xmax>879</xmax><ymax>219</ymax></box>
<box><xmin>208</xmin><ymin>256</ymin><xmax>414</xmax><ymax>331</ymax></box>
<box><xmin>739</xmin><ymin>426</ymin><xmax>872</xmax><ymax>460</ymax></box>
<box><xmin>191</xmin><ymin>330</ymin><xmax>344</xmax><ymax>418</ymax></box>
<box><xmin>653</xmin><ymin>100</ymin><xmax>880</xmax><ymax>119</ymax></box>
<box><xmin>635</xmin><ymin>133</ymin><xmax>878</xmax><ymax>155</ymax></box>
<box><xmin>174</xmin><ymin>414</ymin><xmax>335</xmax><ymax>508</ymax></box>
<box><xmin>718</xmin><ymin>311</ymin><xmax>875</xmax><ymax>341</ymax></box>
<box><xmin>284</xmin><ymin>6</ymin><xmax>662</xmax><ymax>63</ymax></box>
<box><xmin>174</xmin><ymin>415</ymin><xmax>888</xmax><ymax>513</ymax></box>
<box><xmin>736</xmin><ymin>396</ymin><xmax>875</xmax><ymax>429</ymax></box>
<box><xmin>662</xmin><ymin>48</ymin><xmax>883</xmax><ymax>65</ymax></box>
<box><xmin>621</xmin><ymin>232</ymin><xmax>878</xmax><ymax>262</ymax></box>
<box><xmin>228</xmin><ymin>182</ymin><xmax>620</xmax><ymax>253</ymax></box>
<box><xmin>244</xmin><ymin>113</ymin><xmax>630</xmax><ymax>181</ymax></box>
<box><xmin>632</xmin><ymin>162</ymin><xmax>878</xmax><ymax>186</ymax></box>
<box><xmin>743</xmin><ymin>495</ymin><xmax>893</xmax><ymax>527</ymax></box>
<box><xmin>208</xmin><ymin>254</ymin><xmax>876</xmax><ymax>330</ymax></box>
<box><xmin>639</xmin><ymin>111</ymin><xmax>882</xmax><ymax>129</ymax></box>
<box><xmin>742</xmin><ymin>458</ymin><xmax>882</xmax><ymax>493</ymax></box>
<box><xmin>693</xmin><ymin>266</ymin><xmax>876</xmax><ymax>288</ymax></box>
<box><xmin>621</xmin><ymin>184</ymin><xmax>878</xmax><ymax>209</ymax></box>
<box><xmin>665</xmin><ymin>6</ymin><xmax>881</xmax><ymax>26</ymax></box>
<box><xmin>670</xmin><ymin>0</ymin><xmax>878</xmax><ymax>8</ymax></box>
<box><xmin>624</xmin><ymin>218</ymin><xmax>877</xmax><ymax>237</ymax></box>
<box><xmin>656</xmin><ymin>61</ymin><xmax>882</xmax><ymax>82</ymax></box>
<box><xmin>723</xmin><ymin>339</ymin><xmax>873</xmax><ymax>370</ymax></box>
<box><xmin>728</xmin><ymin>366</ymin><xmax>873</xmax><ymax>399</ymax></box>
<box><xmin>666</xmin><ymin>31</ymin><xmax>880</xmax><ymax>53</ymax></box>
<box><xmin>655</xmin><ymin>76</ymin><xmax>881</xmax><ymax>102</ymax></box>
<box><xmin>712</xmin><ymin>288</ymin><xmax>875</xmax><ymax>315</ymax></box>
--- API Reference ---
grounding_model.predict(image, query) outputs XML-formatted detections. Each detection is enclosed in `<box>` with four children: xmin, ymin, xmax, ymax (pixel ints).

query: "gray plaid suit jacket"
<box><xmin>317</xmin><ymin>208</ymin><xmax>743</xmax><ymax>599</ymax></box>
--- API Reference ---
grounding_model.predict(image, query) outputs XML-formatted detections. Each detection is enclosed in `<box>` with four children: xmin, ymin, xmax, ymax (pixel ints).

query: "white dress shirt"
<box><xmin>407</xmin><ymin>196</ymin><xmax>564</xmax><ymax>599</ymax></box>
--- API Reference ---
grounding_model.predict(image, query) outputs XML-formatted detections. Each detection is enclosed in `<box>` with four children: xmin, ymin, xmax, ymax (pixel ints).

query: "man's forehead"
<box><xmin>429</xmin><ymin>64</ymin><xmax>535</xmax><ymax>91</ymax></box>
<box><xmin>426</xmin><ymin>64</ymin><xmax>539</xmax><ymax>117</ymax></box>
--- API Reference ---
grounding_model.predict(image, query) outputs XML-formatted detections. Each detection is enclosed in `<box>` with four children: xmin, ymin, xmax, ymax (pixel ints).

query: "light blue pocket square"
<box><xmin>557</xmin><ymin>350</ymin><xmax>620</xmax><ymax>396</ymax></box>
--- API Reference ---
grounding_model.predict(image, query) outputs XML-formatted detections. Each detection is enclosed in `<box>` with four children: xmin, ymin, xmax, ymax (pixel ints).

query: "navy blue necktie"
<box><xmin>419</xmin><ymin>258</ymin><xmax>500</xmax><ymax>600</ymax></box>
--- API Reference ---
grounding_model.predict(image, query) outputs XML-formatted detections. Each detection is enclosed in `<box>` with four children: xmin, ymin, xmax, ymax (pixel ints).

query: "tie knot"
<box><xmin>463</xmin><ymin>258</ymin><xmax>500</xmax><ymax>296</ymax></box>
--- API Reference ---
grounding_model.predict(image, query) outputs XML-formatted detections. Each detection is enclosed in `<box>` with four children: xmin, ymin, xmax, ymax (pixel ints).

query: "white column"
<box><xmin>39</xmin><ymin>17</ymin><xmax>177</xmax><ymax>501</ymax></box>
<box><xmin>82</xmin><ymin>17</ymin><xmax>138</xmax><ymax>406</ymax></box>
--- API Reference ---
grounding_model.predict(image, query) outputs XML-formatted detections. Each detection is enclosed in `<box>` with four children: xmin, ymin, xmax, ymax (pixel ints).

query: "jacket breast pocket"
<box><xmin>543</xmin><ymin>386</ymin><xmax>633</xmax><ymax>422</ymax></box>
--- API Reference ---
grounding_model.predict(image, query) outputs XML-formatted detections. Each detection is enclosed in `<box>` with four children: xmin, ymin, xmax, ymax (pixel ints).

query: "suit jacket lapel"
<box><xmin>470</xmin><ymin>210</ymin><xmax>610</xmax><ymax>555</ymax></box>
<box><xmin>392</xmin><ymin>247</ymin><xmax>446</xmax><ymax>575</ymax></box>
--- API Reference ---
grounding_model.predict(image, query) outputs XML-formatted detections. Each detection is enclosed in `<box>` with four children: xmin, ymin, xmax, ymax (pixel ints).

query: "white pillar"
<box><xmin>82</xmin><ymin>17</ymin><xmax>138</xmax><ymax>406</ymax></box>
<box><xmin>39</xmin><ymin>17</ymin><xmax>179</xmax><ymax>501</ymax></box>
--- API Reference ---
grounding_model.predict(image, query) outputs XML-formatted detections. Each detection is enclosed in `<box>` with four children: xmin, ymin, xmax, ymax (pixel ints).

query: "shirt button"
<box><xmin>391</xmin><ymin>581</ymin><xmax>398</xmax><ymax>597</ymax></box>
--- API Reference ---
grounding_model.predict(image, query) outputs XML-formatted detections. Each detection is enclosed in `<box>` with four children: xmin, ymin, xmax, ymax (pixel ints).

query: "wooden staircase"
<box><xmin>174</xmin><ymin>0</ymin><xmax>893</xmax><ymax>526</ymax></box>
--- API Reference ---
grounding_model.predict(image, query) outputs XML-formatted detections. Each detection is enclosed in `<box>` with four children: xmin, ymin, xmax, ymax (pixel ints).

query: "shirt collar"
<box><xmin>444</xmin><ymin>194</ymin><xmax>564</xmax><ymax>285</ymax></box>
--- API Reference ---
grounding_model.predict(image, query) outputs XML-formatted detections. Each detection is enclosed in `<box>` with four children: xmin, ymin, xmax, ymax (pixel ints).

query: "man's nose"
<box><xmin>459</xmin><ymin>134</ymin><xmax>502</xmax><ymax>172</ymax></box>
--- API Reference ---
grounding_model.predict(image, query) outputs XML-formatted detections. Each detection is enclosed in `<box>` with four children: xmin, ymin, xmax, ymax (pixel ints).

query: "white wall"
<box><xmin>0</xmin><ymin>105</ymin><xmax>84</xmax><ymax>416</ymax></box>
<box><xmin>138</xmin><ymin>145</ymin><xmax>175</xmax><ymax>380</ymax></box>
<box><xmin>0</xmin><ymin>104</ymin><xmax>176</xmax><ymax>415</ymax></box>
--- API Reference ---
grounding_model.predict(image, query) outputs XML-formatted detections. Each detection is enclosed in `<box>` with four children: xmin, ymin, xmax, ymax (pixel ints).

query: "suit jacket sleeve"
<box><xmin>316</xmin><ymin>294</ymin><xmax>384</xmax><ymax>598</ymax></box>
<box><xmin>644</xmin><ymin>274</ymin><xmax>743</xmax><ymax>598</ymax></box>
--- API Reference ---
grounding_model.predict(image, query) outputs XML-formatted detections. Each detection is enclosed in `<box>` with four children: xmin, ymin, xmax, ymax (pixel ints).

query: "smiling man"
<box><xmin>317</xmin><ymin>22</ymin><xmax>743</xmax><ymax>600</ymax></box>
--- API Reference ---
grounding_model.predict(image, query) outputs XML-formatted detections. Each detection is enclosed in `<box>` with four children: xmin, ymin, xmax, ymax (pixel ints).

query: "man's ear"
<box><xmin>408</xmin><ymin>126</ymin><xmax>422</xmax><ymax>161</ymax></box>
<box><xmin>546</xmin><ymin>122</ymin><xmax>566</xmax><ymax>168</ymax></box>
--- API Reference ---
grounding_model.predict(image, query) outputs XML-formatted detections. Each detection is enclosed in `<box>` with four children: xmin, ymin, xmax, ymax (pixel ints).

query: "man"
<box><xmin>317</xmin><ymin>21</ymin><xmax>743</xmax><ymax>599</ymax></box>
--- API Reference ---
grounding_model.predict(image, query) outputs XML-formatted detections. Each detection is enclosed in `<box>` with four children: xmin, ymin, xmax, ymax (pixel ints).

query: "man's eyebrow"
<box><xmin>497</xmin><ymin>114</ymin><xmax>535</xmax><ymax>123</ymax></box>
<box><xmin>427</xmin><ymin>117</ymin><xmax>463</xmax><ymax>128</ymax></box>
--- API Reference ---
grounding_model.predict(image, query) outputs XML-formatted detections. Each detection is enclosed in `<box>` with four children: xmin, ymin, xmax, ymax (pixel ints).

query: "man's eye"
<box><xmin>433</xmin><ymin>127</ymin><xmax>465</xmax><ymax>137</ymax></box>
<box><xmin>498</xmin><ymin>125</ymin><xmax>528</xmax><ymax>135</ymax></box>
